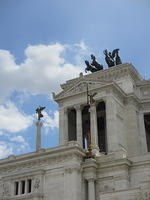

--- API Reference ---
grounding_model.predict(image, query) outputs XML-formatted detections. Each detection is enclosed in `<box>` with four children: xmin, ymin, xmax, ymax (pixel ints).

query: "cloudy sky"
<box><xmin>0</xmin><ymin>0</ymin><xmax>150</xmax><ymax>158</ymax></box>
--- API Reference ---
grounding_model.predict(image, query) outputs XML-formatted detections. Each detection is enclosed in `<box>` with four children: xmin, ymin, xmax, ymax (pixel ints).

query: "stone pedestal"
<box><xmin>35</xmin><ymin>120</ymin><xmax>43</xmax><ymax>151</ymax></box>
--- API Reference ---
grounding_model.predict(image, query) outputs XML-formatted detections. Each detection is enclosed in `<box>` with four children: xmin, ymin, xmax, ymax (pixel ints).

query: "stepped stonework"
<box><xmin>0</xmin><ymin>64</ymin><xmax>150</xmax><ymax>200</ymax></box>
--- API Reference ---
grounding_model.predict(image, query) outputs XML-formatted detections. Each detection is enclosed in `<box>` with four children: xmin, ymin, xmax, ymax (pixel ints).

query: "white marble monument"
<box><xmin>0</xmin><ymin>63</ymin><xmax>150</xmax><ymax>200</ymax></box>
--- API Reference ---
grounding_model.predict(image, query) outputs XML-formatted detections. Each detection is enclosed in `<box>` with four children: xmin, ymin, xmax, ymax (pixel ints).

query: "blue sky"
<box><xmin>0</xmin><ymin>0</ymin><xmax>150</xmax><ymax>158</ymax></box>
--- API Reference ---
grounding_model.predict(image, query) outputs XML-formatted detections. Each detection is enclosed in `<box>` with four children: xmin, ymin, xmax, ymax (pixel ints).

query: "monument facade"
<box><xmin>0</xmin><ymin>63</ymin><xmax>150</xmax><ymax>200</ymax></box>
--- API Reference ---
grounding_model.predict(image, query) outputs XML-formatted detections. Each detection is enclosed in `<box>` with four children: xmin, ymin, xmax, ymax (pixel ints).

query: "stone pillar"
<box><xmin>106</xmin><ymin>96</ymin><xmax>120</xmax><ymax>152</ymax></box>
<box><xmin>89</xmin><ymin>103</ymin><xmax>99</xmax><ymax>150</ymax></box>
<box><xmin>88</xmin><ymin>178</ymin><xmax>96</xmax><ymax>200</ymax></box>
<box><xmin>25</xmin><ymin>180</ymin><xmax>27</xmax><ymax>194</ymax></box>
<box><xmin>59</xmin><ymin>107</ymin><xmax>68</xmax><ymax>145</ymax></box>
<box><xmin>35</xmin><ymin>120</ymin><xmax>43</xmax><ymax>151</ymax></box>
<box><xmin>139</xmin><ymin>112</ymin><xmax>148</xmax><ymax>153</ymax></box>
<box><xmin>74</xmin><ymin>105</ymin><xmax>83</xmax><ymax>147</ymax></box>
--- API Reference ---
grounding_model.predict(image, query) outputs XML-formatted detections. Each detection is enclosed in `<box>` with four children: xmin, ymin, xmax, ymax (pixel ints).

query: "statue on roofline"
<box><xmin>91</xmin><ymin>54</ymin><xmax>103</xmax><ymax>70</ymax></box>
<box><xmin>84</xmin><ymin>48</ymin><xmax>122</xmax><ymax>73</ymax></box>
<box><xmin>103</xmin><ymin>48</ymin><xmax>122</xmax><ymax>68</ymax></box>
<box><xmin>85</xmin><ymin>54</ymin><xmax>103</xmax><ymax>73</ymax></box>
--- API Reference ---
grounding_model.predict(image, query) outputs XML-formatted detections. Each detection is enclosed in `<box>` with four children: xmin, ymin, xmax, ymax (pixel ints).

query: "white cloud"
<box><xmin>0</xmin><ymin>141</ymin><xmax>13</xmax><ymax>159</ymax></box>
<box><xmin>0</xmin><ymin>43</ymin><xmax>85</xmax><ymax>100</ymax></box>
<box><xmin>10</xmin><ymin>135</ymin><xmax>26</xmax><ymax>143</ymax></box>
<box><xmin>10</xmin><ymin>135</ymin><xmax>29</xmax><ymax>150</ymax></box>
<box><xmin>0</xmin><ymin>102</ymin><xmax>33</xmax><ymax>133</ymax></box>
<box><xmin>43</xmin><ymin>110</ymin><xmax>59</xmax><ymax>130</ymax></box>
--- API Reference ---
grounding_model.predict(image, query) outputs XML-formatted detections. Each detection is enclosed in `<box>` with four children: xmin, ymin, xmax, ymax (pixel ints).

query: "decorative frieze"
<box><xmin>135</xmin><ymin>191</ymin><xmax>150</xmax><ymax>200</ymax></box>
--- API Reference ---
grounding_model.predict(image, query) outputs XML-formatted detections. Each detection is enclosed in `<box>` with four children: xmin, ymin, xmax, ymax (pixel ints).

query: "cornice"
<box><xmin>0</xmin><ymin>144</ymin><xmax>85</xmax><ymax>172</ymax></box>
<box><xmin>1</xmin><ymin>169</ymin><xmax>45</xmax><ymax>180</ymax></box>
<box><xmin>53</xmin><ymin>64</ymin><xmax>143</xmax><ymax>102</ymax></box>
<box><xmin>1</xmin><ymin>193</ymin><xmax>44</xmax><ymax>200</ymax></box>
<box><xmin>96</xmin><ymin>158</ymin><xmax>132</xmax><ymax>169</ymax></box>
<box><xmin>136</xmin><ymin>80</ymin><xmax>150</xmax><ymax>87</ymax></box>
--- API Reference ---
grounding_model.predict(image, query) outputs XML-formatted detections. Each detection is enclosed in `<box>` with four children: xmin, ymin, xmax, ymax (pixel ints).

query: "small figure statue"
<box><xmin>91</xmin><ymin>54</ymin><xmax>103</xmax><ymax>70</ymax></box>
<box><xmin>36</xmin><ymin>106</ymin><xmax>46</xmax><ymax>120</ymax></box>
<box><xmin>88</xmin><ymin>92</ymin><xmax>97</xmax><ymax>105</ymax></box>
<box><xmin>85</xmin><ymin>60</ymin><xmax>98</xmax><ymax>73</ymax></box>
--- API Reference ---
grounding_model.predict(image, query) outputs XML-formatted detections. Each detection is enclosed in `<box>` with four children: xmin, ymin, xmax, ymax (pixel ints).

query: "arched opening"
<box><xmin>97</xmin><ymin>101</ymin><xmax>107</xmax><ymax>153</ymax></box>
<box><xmin>68</xmin><ymin>109</ymin><xmax>77</xmax><ymax>141</ymax></box>
<box><xmin>82</xmin><ymin>105</ymin><xmax>90</xmax><ymax>148</ymax></box>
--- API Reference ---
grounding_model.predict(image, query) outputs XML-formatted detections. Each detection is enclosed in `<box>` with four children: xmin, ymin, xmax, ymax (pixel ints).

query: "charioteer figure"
<box><xmin>85</xmin><ymin>54</ymin><xmax>103</xmax><ymax>73</ymax></box>
<box><xmin>103</xmin><ymin>48</ymin><xmax>122</xmax><ymax>68</ymax></box>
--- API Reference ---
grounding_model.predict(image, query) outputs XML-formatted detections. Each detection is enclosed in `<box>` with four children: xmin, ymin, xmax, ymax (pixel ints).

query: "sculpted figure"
<box><xmin>85</xmin><ymin>60</ymin><xmax>98</xmax><ymax>73</ymax></box>
<box><xmin>114</xmin><ymin>49</ymin><xmax>122</xmax><ymax>65</ymax></box>
<box><xmin>36</xmin><ymin>106</ymin><xmax>46</xmax><ymax>120</ymax></box>
<box><xmin>91</xmin><ymin>54</ymin><xmax>103</xmax><ymax>70</ymax></box>
<box><xmin>103</xmin><ymin>49</ymin><xmax>122</xmax><ymax>67</ymax></box>
<box><xmin>88</xmin><ymin>92</ymin><xmax>97</xmax><ymax>105</ymax></box>
<box><xmin>103</xmin><ymin>49</ymin><xmax>115</xmax><ymax>67</ymax></box>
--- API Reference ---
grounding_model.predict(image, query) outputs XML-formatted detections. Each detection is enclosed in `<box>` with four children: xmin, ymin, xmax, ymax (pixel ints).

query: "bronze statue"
<box><xmin>114</xmin><ymin>49</ymin><xmax>122</xmax><ymax>65</ymax></box>
<box><xmin>103</xmin><ymin>49</ymin><xmax>115</xmax><ymax>67</ymax></box>
<box><xmin>103</xmin><ymin>49</ymin><xmax>122</xmax><ymax>68</ymax></box>
<box><xmin>91</xmin><ymin>54</ymin><xmax>103</xmax><ymax>70</ymax></box>
<box><xmin>89</xmin><ymin>92</ymin><xmax>97</xmax><ymax>105</ymax></box>
<box><xmin>85</xmin><ymin>60</ymin><xmax>98</xmax><ymax>73</ymax></box>
<box><xmin>36</xmin><ymin>106</ymin><xmax>46</xmax><ymax>120</ymax></box>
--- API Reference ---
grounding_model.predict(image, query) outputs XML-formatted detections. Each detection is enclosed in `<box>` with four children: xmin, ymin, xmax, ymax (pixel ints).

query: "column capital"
<box><xmin>86</xmin><ymin>177</ymin><xmax>95</xmax><ymax>182</ymax></box>
<box><xmin>74</xmin><ymin>104</ymin><xmax>82</xmax><ymax>111</ymax></box>
<box><xmin>89</xmin><ymin>102</ymin><xmax>97</xmax><ymax>110</ymax></box>
<box><xmin>64</xmin><ymin>107</ymin><xmax>68</xmax><ymax>114</ymax></box>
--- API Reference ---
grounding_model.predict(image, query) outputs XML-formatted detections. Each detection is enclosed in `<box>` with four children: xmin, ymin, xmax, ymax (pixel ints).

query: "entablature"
<box><xmin>0</xmin><ymin>144</ymin><xmax>85</xmax><ymax>176</ymax></box>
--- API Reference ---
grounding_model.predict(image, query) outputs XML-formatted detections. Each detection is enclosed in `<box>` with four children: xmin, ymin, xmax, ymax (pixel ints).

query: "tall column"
<box><xmin>25</xmin><ymin>180</ymin><xmax>27</xmax><ymax>194</ymax></box>
<box><xmin>90</xmin><ymin>103</ymin><xmax>99</xmax><ymax>150</ymax></box>
<box><xmin>35</xmin><ymin>120</ymin><xmax>43</xmax><ymax>151</ymax></box>
<box><xmin>59</xmin><ymin>107</ymin><xmax>68</xmax><ymax>145</ymax></box>
<box><xmin>139</xmin><ymin>112</ymin><xmax>148</xmax><ymax>153</ymax></box>
<box><xmin>74</xmin><ymin>105</ymin><xmax>83</xmax><ymax>147</ymax></box>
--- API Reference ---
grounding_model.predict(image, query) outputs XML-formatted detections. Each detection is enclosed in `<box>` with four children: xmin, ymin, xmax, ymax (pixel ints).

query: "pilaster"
<box><xmin>125</xmin><ymin>98</ymin><xmax>141</xmax><ymax>156</ymax></box>
<box><xmin>106</xmin><ymin>95</ymin><xmax>120</xmax><ymax>152</ymax></box>
<box><xmin>64</xmin><ymin>165</ymin><xmax>82</xmax><ymax>200</ymax></box>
